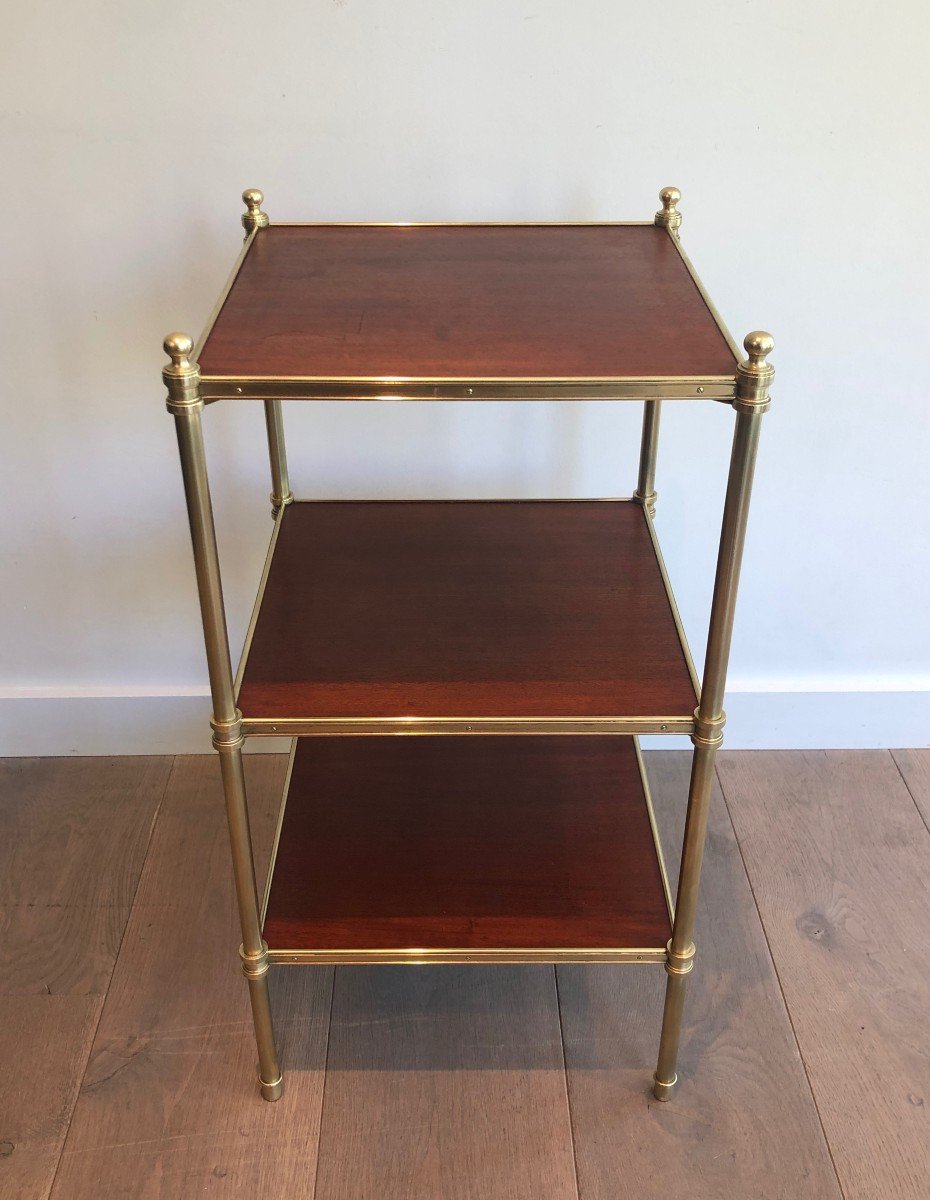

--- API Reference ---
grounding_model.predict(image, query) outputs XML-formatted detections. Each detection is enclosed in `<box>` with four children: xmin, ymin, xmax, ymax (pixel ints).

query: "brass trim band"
<box><xmin>266</xmin><ymin>946</ymin><xmax>669</xmax><ymax>966</ymax></box>
<box><xmin>199</xmin><ymin>376</ymin><xmax>737</xmax><ymax>403</ymax></box>
<box><xmin>238</xmin><ymin>714</ymin><xmax>698</xmax><ymax>738</ymax></box>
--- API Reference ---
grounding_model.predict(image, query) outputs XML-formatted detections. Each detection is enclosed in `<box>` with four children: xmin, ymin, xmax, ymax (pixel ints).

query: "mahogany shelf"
<box><xmin>196</xmin><ymin>223</ymin><xmax>739</xmax><ymax>402</ymax></box>
<box><xmin>234</xmin><ymin>498</ymin><xmax>699</xmax><ymax>737</ymax></box>
<box><xmin>261</xmin><ymin>734</ymin><xmax>673</xmax><ymax>964</ymax></box>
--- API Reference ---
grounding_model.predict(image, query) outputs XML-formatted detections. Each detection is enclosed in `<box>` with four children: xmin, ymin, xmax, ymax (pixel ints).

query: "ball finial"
<box><xmin>242</xmin><ymin>188</ymin><xmax>269</xmax><ymax>233</ymax></box>
<box><xmin>162</xmin><ymin>331</ymin><xmax>200</xmax><ymax>410</ymax></box>
<box><xmin>659</xmin><ymin>186</ymin><xmax>681</xmax><ymax>212</ymax></box>
<box><xmin>655</xmin><ymin>186</ymin><xmax>682</xmax><ymax>234</ymax></box>
<box><xmin>743</xmin><ymin>330</ymin><xmax>775</xmax><ymax>365</ymax></box>
<box><xmin>163</xmin><ymin>331</ymin><xmax>193</xmax><ymax>367</ymax></box>
<box><xmin>735</xmin><ymin>330</ymin><xmax>775</xmax><ymax>411</ymax></box>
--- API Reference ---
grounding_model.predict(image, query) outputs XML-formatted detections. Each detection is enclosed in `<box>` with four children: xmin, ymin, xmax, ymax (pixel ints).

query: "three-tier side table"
<box><xmin>163</xmin><ymin>187</ymin><xmax>774</xmax><ymax>1103</ymax></box>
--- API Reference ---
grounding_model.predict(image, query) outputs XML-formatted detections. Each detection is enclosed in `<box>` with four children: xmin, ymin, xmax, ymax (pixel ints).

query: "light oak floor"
<box><xmin>1</xmin><ymin>750</ymin><xmax>927</xmax><ymax>1199</ymax></box>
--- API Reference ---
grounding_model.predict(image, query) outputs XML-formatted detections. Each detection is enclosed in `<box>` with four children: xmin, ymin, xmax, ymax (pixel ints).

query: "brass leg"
<box><xmin>653</xmin><ymin>954</ymin><xmax>691</xmax><ymax>1100</ymax></box>
<box><xmin>653</xmin><ymin>331</ymin><xmax>774</xmax><ymax>1101</ymax></box>
<box><xmin>653</xmin><ymin>736</ymin><xmax>717</xmax><ymax>1100</ymax></box>
<box><xmin>239</xmin><ymin>191</ymin><xmax>293</xmax><ymax>520</ymax></box>
<box><xmin>633</xmin><ymin>399</ymin><xmax>661</xmax><ymax>517</ymax></box>
<box><xmin>165</xmin><ymin>332</ymin><xmax>283</xmax><ymax>1101</ymax></box>
<box><xmin>264</xmin><ymin>398</ymin><xmax>293</xmax><ymax>518</ymax></box>
<box><xmin>214</xmin><ymin>722</ymin><xmax>283</xmax><ymax>1101</ymax></box>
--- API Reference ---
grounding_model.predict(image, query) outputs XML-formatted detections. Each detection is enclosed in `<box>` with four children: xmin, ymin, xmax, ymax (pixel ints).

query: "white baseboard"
<box><xmin>641</xmin><ymin>688</ymin><xmax>930</xmax><ymax>751</ymax></box>
<box><xmin>0</xmin><ymin>694</ymin><xmax>289</xmax><ymax>756</ymax></box>
<box><xmin>1</xmin><ymin>689</ymin><xmax>928</xmax><ymax>755</ymax></box>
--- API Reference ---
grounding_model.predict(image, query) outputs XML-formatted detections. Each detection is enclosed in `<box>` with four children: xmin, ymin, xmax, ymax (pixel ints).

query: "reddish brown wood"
<box><xmin>198</xmin><ymin>225</ymin><xmax>737</xmax><ymax>380</ymax></box>
<box><xmin>237</xmin><ymin>500</ymin><xmax>697</xmax><ymax>722</ymax></box>
<box><xmin>262</xmin><ymin>736</ymin><xmax>671</xmax><ymax>952</ymax></box>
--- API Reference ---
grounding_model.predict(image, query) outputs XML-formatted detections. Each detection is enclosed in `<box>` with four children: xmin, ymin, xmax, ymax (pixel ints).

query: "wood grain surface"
<box><xmin>50</xmin><ymin>756</ymin><xmax>334</xmax><ymax>1200</ymax></box>
<box><xmin>892</xmin><ymin>748</ymin><xmax>930</xmax><ymax>830</ymax></box>
<box><xmin>0</xmin><ymin>757</ymin><xmax>170</xmax><ymax>995</ymax></box>
<box><xmin>717</xmin><ymin>751</ymin><xmax>930</xmax><ymax>1200</ymax></box>
<box><xmin>237</xmin><ymin>501</ymin><xmax>697</xmax><ymax>722</ymax></box>
<box><xmin>0</xmin><ymin>757</ymin><xmax>170</xmax><ymax>1200</ymax></box>
<box><xmin>198</xmin><ymin>224</ymin><xmax>737</xmax><ymax>381</ymax></box>
<box><xmin>263</xmin><ymin>736</ymin><xmax>671</xmax><ymax>953</ymax></box>
<box><xmin>558</xmin><ymin>751</ymin><xmax>841</xmax><ymax>1199</ymax></box>
<box><xmin>0</xmin><ymin>997</ymin><xmax>101</xmax><ymax>1200</ymax></box>
<box><xmin>313</xmin><ymin>965</ymin><xmax>578</xmax><ymax>1200</ymax></box>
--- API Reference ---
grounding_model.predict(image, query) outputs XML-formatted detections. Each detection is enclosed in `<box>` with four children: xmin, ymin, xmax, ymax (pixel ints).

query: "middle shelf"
<box><xmin>235</xmin><ymin>499</ymin><xmax>699</xmax><ymax>737</ymax></box>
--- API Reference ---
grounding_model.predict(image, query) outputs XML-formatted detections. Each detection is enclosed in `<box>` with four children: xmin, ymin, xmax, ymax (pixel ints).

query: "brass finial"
<box><xmin>655</xmin><ymin>186</ymin><xmax>682</xmax><ymax>235</ymax></box>
<box><xmin>743</xmin><ymin>330</ymin><xmax>775</xmax><ymax>367</ymax></box>
<box><xmin>735</xmin><ymin>330</ymin><xmax>775</xmax><ymax>412</ymax></box>
<box><xmin>163</xmin><ymin>331</ymin><xmax>194</xmax><ymax>371</ymax></box>
<box><xmin>242</xmin><ymin>188</ymin><xmax>269</xmax><ymax>235</ymax></box>
<box><xmin>163</xmin><ymin>332</ymin><xmax>201</xmax><ymax>411</ymax></box>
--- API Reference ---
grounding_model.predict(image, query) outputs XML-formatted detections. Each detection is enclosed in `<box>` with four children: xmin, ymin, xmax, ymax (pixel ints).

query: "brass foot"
<box><xmin>260</xmin><ymin>1072</ymin><xmax>284</xmax><ymax>1102</ymax></box>
<box><xmin>653</xmin><ymin>1072</ymin><xmax>677</xmax><ymax>1102</ymax></box>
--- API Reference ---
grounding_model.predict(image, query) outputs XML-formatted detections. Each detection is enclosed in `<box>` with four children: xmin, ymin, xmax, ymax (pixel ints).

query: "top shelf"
<box><xmin>196</xmin><ymin>224</ymin><xmax>740</xmax><ymax>403</ymax></box>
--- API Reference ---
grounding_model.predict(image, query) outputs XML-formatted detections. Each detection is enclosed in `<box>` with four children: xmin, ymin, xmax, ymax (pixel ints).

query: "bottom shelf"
<box><xmin>261</xmin><ymin>736</ymin><xmax>673</xmax><ymax>964</ymax></box>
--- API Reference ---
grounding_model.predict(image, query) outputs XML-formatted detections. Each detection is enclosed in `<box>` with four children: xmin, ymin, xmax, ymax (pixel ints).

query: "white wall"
<box><xmin>3</xmin><ymin>1</ymin><xmax>929</xmax><ymax>753</ymax></box>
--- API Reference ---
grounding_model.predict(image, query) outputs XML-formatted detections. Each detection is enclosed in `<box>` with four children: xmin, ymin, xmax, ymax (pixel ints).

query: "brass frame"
<box><xmin>165</xmin><ymin>187</ymin><xmax>772</xmax><ymax>1104</ymax></box>
<box><xmin>259</xmin><ymin>737</ymin><xmax>298</xmax><ymax>928</ymax></box>
<box><xmin>636</xmin><ymin>736</ymin><xmax>676</xmax><ymax>925</ymax></box>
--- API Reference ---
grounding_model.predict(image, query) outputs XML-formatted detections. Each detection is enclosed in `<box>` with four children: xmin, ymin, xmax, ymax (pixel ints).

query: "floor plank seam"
<box><xmin>713</xmin><ymin>762</ymin><xmax>850</xmax><ymax>1200</ymax></box>
<box><xmin>553</xmin><ymin>965</ymin><xmax>582</xmax><ymax>1200</ymax></box>
<box><xmin>309</xmin><ymin>964</ymin><xmax>338</xmax><ymax>1200</ymax></box>
<box><xmin>889</xmin><ymin>751</ymin><xmax>930</xmax><ymax>838</ymax></box>
<box><xmin>43</xmin><ymin>755</ymin><xmax>178</xmax><ymax>1200</ymax></box>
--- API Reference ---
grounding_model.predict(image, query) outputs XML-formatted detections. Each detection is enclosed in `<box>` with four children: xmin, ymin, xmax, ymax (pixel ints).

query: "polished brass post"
<box><xmin>241</xmin><ymin>189</ymin><xmax>294</xmax><ymax>518</ymax></box>
<box><xmin>633</xmin><ymin>399</ymin><xmax>661</xmax><ymax>516</ymax></box>
<box><xmin>633</xmin><ymin>188</ymin><xmax>682</xmax><ymax>516</ymax></box>
<box><xmin>653</xmin><ymin>330</ymin><xmax>774</xmax><ymax>1101</ymax></box>
<box><xmin>164</xmin><ymin>332</ymin><xmax>283</xmax><ymax>1102</ymax></box>
<box><xmin>263</xmin><ymin>399</ymin><xmax>293</xmax><ymax>518</ymax></box>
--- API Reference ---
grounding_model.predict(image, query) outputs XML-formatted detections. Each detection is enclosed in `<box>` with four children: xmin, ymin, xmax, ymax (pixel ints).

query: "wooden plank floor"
<box><xmin>0</xmin><ymin>750</ymin><xmax>927</xmax><ymax>1199</ymax></box>
<box><xmin>48</xmin><ymin>756</ymin><xmax>333</xmax><ymax>1200</ymax></box>
<box><xmin>558</xmin><ymin>754</ymin><xmax>841</xmax><ymax>1199</ymax></box>
<box><xmin>0</xmin><ymin>757</ymin><xmax>171</xmax><ymax>1200</ymax></box>
<box><xmin>718</xmin><ymin>751</ymin><xmax>930</xmax><ymax>1200</ymax></box>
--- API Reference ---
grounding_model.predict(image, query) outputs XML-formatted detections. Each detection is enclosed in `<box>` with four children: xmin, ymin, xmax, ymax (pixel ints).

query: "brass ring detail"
<box><xmin>240</xmin><ymin>942</ymin><xmax>271</xmax><ymax>980</ymax></box>
<box><xmin>691</xmin><ymin>708</ymin><xmax>726</xmax><ymax>748</ymax></box>
<box><xmin>211</xmin><ymin>711</ymin><xmax>244</xmax><ymax>752</ymax></box>
<box><xmin>665</xmin><ymin>939</ymin><xmax>696</xmax><ymax>977</ymax></box>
